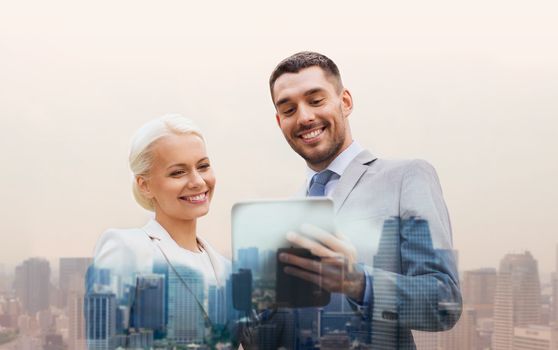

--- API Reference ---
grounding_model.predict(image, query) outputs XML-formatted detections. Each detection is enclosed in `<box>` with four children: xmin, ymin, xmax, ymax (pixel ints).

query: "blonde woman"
<box><xmin>88</xmin><ymin>114</ymin><xmax>231</xmax><ymax>347</ymax></box>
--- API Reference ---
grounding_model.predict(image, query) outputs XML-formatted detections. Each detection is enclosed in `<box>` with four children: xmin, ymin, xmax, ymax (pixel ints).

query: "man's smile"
<box><xmin>298</xmin><ymin>126</ymin><xmax>326</xmax><ymax>144</ymax></box>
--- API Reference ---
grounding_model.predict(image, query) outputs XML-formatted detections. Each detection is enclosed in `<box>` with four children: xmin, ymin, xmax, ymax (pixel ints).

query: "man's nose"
<box><xmin>297</xmin><ymin>105</ymin><xmax>315</xmax><ymax>124</ymax></box>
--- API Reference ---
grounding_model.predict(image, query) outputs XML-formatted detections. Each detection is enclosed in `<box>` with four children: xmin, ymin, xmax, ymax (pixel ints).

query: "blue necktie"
<box><xmin>308</xmin><ymin>170</ymin><xmax>335</xmax><ymax>197</ymax></box>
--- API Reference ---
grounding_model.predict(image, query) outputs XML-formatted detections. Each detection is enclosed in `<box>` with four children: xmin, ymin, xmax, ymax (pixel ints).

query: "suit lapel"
<box><xmin>331</xmin><ymin>150</ymin><xmax>377</xmax><ymax>213</ymax></box>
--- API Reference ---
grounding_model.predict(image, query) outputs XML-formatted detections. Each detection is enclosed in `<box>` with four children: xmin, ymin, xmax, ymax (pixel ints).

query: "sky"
<box><xmin>1</xmin><ymin>0</ymin><xmax>557</xmax><ymax>277</ymax></box>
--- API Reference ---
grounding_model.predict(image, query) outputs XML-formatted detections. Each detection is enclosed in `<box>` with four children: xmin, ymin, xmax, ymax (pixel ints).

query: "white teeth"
<box><xmin>182</xmin><ymin>193</ymin><xmax>206</xmax><ymax>201</ymax></box>
<box><xmin>301</xmin><ymin>129</ymin><xmax>323</xmax><ymax>139</ymax></box>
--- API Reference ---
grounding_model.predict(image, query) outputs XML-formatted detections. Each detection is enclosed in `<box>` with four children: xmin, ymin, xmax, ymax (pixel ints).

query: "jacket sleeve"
<box><xmin>371</xmin><ymin>160</ymin><xmax>462</xmax><ymax>331</ymax></box>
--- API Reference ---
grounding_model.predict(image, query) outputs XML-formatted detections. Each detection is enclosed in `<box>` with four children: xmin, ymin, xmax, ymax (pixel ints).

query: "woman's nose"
<box><xmin>187</xmin><ymin>170</ymin><xmax>205</xmax><ymax>188</ymax></box>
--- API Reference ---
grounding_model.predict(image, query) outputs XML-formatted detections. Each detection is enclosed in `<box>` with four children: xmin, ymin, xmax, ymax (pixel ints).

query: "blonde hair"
<box><xmin>129</xmin><ymin>114</ymin><xmax>204</xmax><ymax>211</ymax></box>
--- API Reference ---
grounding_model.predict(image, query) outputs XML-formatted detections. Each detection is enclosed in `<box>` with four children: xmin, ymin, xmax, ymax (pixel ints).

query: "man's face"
<box><xmin>272</xmin><ymin>66</ymin><xmax>353</xmax><ymax>171</ymax></box>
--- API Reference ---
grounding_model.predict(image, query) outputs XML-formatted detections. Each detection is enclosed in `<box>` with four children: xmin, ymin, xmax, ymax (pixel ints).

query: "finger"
<box><xmin>279</xmin><ymin>253</ymin><xmax>322</xmax><ymax>273</ymax></box>
<box><xmin>284</xmin><ymin>266</ymin><xmax>348</xmax><ymax>295</ymax></box>
<box><xmin>319</xmin><ymin>263</ymin><xmax>346</xmax><ymax>282</ymax></box>
<box><xmin>321</xmin><ymin>255</ymin><xmax>356</xmax><ymax>273</ymax></box>
<box><xmin>286</xmin><ymin>231</ymin><xmax>338</xmax><ymax>258</ymax></box>
<box><xmin>318</xmin><ymin>272</ymin><xmax>363</xmax><ymax>296</ymax></box>
<box><xmin>299</xmin><ymin>224</ymin><xmax>354</xmax><ymax>256</ymax></box>
<box><xmin>283</xmin><ymin>266</ymin><xmax>322</xmax><ymax>287</ymax></box>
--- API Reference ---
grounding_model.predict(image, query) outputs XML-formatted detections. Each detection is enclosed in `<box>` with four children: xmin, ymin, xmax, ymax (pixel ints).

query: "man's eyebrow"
<box><xmin>275</xmin><ymin>97</ymin><xmax>291</xmax><ymax>107</ymax></box>
<box><xmin>275</xmin><ymin>88</ymin><xmax>325</xmax><ymax>107</ymax></box>
<box><xmin>303</xmin><ymin>88</ymin><xmax>325</xmax><ymax>97</ymax></box>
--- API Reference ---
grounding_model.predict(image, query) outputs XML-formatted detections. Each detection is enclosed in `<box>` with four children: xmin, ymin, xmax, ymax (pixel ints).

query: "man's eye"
<box><xmin>198</xmin><ymin>163</ymin><xmax>210</xmax><ymax>170</ymax></box>
<box><xmin>282</xmin><ymin>107</ymin><xmax>295</xmax><ymax>115</ymax></box>
<box><xmin>311</xmin><ymin>98</ymin><xmax>324</xmax><ymax>105</ymax></box>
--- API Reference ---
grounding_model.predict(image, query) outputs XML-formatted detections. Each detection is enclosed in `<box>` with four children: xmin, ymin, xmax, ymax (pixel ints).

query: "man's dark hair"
<box><xmin>269</xmin><ymin>51</ymin><xmax>343</xmax><ymax>98</ymax></box>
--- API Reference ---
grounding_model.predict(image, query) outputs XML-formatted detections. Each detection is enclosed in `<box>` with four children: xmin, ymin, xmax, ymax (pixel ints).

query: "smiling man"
<box><xmin>272</xmin><ymin>64</ymin><xmax>352</xmax><ymax>171</ymax></box>
<box><xmin>269</xmin><ymin>51</ymin><xmax>462</xmax><ymax>349</ymax></box>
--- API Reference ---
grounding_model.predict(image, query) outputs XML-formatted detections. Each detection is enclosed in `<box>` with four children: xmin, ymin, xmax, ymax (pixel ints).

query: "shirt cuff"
<box><xmin>346</xmin><ymin>264</ymin><xmax>373</xmax><ymax>319</ymax></box>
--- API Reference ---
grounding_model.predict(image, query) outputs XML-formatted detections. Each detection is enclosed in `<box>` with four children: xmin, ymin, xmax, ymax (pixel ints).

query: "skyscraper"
<box><xmin>59</xmin><ymin>257</ymin><xmax>92</xmax><ymax>308</ymax></box>
<box><xmin>437</xmin><ymin>260</ymin><xmax>487</xmax><ymax>350</ymax></box>
<box><xmin>462</xmin><ymin>268</ymin><xmax>497</xmax><ymax>318</ymax></box>
<box><xmin>492</xmin><ymin>252</ymin><xmax>541</xmax><ymax>350</ymax></box>
<box><xmin>14</xmin><ymin>257</ymin><xmax>51</xmax><ymax>315</ymax></box>
<box><xmin>68</xmin><ymin>289</ymin><xmax>86</xmax><ymax>350</ymax></box>
<box><xmin>237</xmin><ymin>247</ymin><xmax>259</xmax><ymax>276</ymax></box>
<box><xmin>66</xmin><ymin>260</ymin><xmax>89</xmax><ymax>350</ymax></box>
<box><xmin>167</xmin><ymin>265</ymin><xmax>206</xmax><ymax>345</ymax></box>
<box><xmin>132</xmin><ymin>274</ymin><xmax>165</xmax><ymax>338</ymax></box>
<box><xmin>232</xmin><ymin>269</ymin><xmax>252</xmax><ymax>312</ymax></box>
<box><xmin>84</xmin><ymin>291</ymin><xmax>117</xmax><ymax>350</ymax></box>
<box><xmin>225</xmin><ymin>276</ymin><xmax>240</xmax><ymax>325</ymax></box>
<box><xmin>208</xmin><ymin>284</ymin><xmax>227</xmax><ymax>326</ymax></box>
<box><xmin>437</xmin><ymin>307</ymin><xmax>477</xmax><ymax>350</ymax></box>
<box><xmin>260</xmin><ymin>249</ymin><xmax>276</xmax><ymax>282</ymax></box>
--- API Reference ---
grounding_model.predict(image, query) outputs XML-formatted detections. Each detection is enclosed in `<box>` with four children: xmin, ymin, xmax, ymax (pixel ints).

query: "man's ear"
<box><xmin>136</xmin><ymin>176</ymin><xmax>154</xmax><ymax>199</ymax></box>
<box><xmin>341</xmin><ymin>89</ymin><xmax>354</xmax><ymax>118</ymax></box>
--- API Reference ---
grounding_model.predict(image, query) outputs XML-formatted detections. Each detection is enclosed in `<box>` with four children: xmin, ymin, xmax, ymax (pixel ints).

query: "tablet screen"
<box><xmin>231</xmin><ymin>198</ymin><xmax>335</xmax><ymax>309</ymax></box>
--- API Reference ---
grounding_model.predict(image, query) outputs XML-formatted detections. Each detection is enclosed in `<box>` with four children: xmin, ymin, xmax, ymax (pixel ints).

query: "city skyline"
<box><xmin>2</xmin><ymin>245</ymin><xmax>558</xmax><ymax>287</ymax></box>
<box><xmin>1</xmin><ymin>243</ymin><xmax>557</xmax><ymax>349</ymax></box>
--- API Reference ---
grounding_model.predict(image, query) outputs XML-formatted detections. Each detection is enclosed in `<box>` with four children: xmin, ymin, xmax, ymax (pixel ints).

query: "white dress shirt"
<box><xmin>305</xmin><ymin>141</ymin><xmax>364</xmax><ymax>196</ymax></box>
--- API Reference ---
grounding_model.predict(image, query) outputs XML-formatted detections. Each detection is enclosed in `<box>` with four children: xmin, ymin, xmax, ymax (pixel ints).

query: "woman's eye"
<box><xmin>170</xmin><ymin>170</ymin><xmax>185</xmax><ymax>177</ymax></box>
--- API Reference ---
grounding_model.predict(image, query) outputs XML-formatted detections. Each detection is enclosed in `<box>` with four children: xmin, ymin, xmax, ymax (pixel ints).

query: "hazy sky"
<box><xmin>1</xmin><ymin>1</ymin><xmax>557</xmax><ymax>276</ymax></box>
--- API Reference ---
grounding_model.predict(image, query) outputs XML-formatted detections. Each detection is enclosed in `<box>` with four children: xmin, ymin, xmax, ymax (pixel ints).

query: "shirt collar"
<box><xmin>305</xmin><ymin>141</ymin><xmax>364</xmax><ymax>188</ymax></box>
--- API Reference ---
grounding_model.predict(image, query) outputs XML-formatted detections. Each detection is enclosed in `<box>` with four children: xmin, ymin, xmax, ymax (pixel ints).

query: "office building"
<box><xmin>68</xmin><ymin>289</ymin><xmax>86</xmax><ymax>350</ymax></box>
<box><xmin>237</xmin><ymin>247</ymin><xmax>259</xmax><ymax>276</ymax></box>
<box><xmin>208</xmin><ymin>284</ymin><xmax>227</xmax><ymax>326</ymax></box>
<box><xmin>492</xmin><ymin>252</ymin><xmax>541</xmax><ymax>350</ymax></box>
<box><xmin>132</xmin><ymin>274</ymin><xmax>165</xmax><ymax>337</ymax></box>
<box><xmin>462</xmin><ymin>268</ymin><xmax>497</xmax><ymax>318</ymax></box>
<box><xmin>438</xmin><ymin>307</ymin><xmax>477</xmax><ymax>350</ymax></box>
<box><xmin>167</xmin><ymin>266</ymin><xmax>205</xmax><ymax>345</ymax></box>
<box><xmin>14</xmin><ymin>258</ymin><xmax>51</xmax><ymax>315</ymax></box>
<box><xmin>59</xmin><ymin>257</ymin><xmax>92</xmax><ymax>308</ymax></box>
<box><xmin>512</xmin><ymin>325</ymin><xmax>558</xmax><ymax>350</ymax></box>
<box><xmin>128</xmin><ymin>329</ymin><xmax>154</xmax><ymax>349</ymax></box>
<box><xmin>84</xmin><ymin>291</ymin><xmax>117</xmax><ymax>350</ymax></box>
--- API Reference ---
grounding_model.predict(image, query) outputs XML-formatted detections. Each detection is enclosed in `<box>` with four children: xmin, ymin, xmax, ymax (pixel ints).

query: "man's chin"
<box><xmin>300</xmin><ymin>151</ymin><xmax>334</xmax><ymax>169</ymax></box>
<box><xmin>297</xmin><ymin>144</ymin><xmax>344</xmax><ymax>169</ymax></box>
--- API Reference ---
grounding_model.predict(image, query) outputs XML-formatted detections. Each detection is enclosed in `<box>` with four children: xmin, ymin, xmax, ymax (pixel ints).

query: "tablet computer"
<box><xmin>231</xmin><ymin>198</ymin><xmax>335</xmax><ymax>309</ymax></box>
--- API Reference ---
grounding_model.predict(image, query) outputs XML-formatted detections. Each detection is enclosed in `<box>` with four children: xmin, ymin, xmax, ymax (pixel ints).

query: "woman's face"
<box><xmin>138</xmin><ymin>133</ymin><xmax>215</xmax><ymax>222</ymax></box>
